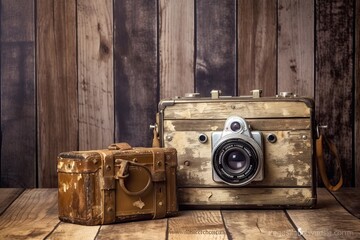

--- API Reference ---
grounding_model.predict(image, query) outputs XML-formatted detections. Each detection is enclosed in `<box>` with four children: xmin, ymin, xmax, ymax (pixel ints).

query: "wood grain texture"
<box><xmin>159</xmin><ymin>0</ymin><xmax>194</xmax><ymax>99</ymax></box>
<box><xmin>0</xmin><ymin>189</ymin><xmax>58</xmax><ymax>239</ymax></box>
<box><xmin>37</xmin><ymin>0</ymin><xmax>78</xmax><ymax>187</ymax></box>
<box><xmin>178</xmin><ymin>188</ymin><xmax>314</xmax><ymax>208</ymax></box>
<box><xmin>238</xmin><ymin>0</ymin><xmax>277</xmax><ymax>97</ymax></box>
<box><xmin>165</xmin><ymin>130</ymin><xmax>313</xmax><ymax>187</ymax></box>
<box><xmin>278</xmin><ymin>0</ymin><xmax>314</xmax><ymax>97</ymax></box>
<box><xmin>163</xmin><ymin>101</ymin><xmax>312</xmax><ymax>119</ymax></box>
<box><xmin>114</xmin><ymin>0</ymin><xmax>158</xmax><ymax>147</ymax></box>
<box><xmin>287</xmin><ymin>188</ymin><xmax>360</xmax><ymax>239</ymax></box>
<box><xmin>97</xmin><ymin>219</ymin><xmax>167</xmax><ymax>240</ymax></box>
<box><xmin>0</xmin><ymin>0</ymin><xmax>36</xmax><ymax>187</ymax></box>
<box><xmin>331</xmin><ymin>188</ymin><xmax>360</xmax><ymax>219</ymax></box>
<box><xmin>196</xmin><ymin>0</ymin><xmax>236</xmax><ymax>96</ymax></box>
<box><xmin>222</xmin><ymin>210</ymin><xmax>298</xmax><ymax>239</ymax></box>
<box><xmin>315</xmin><ymin>0</ymin><xmax>354</xmax><ymax>186</ymax></box>
<box><xmin>356</xmin><ymin>0</ymin><xmax>360</xmax><ymax>187</ymax></box>
<box><xmin>0</xmin><ymin>188</ymin><xmax>24</xmax><ymax>215</ymax></box>
<box><xmin>47</xmin><ymin>222</ymin><xmax>100</xmax><ymax>240</ymax></box>
<box><xmin>168</xmin><ymin>210</ymin><xmax>228</xmax><ymax>239</ymax></box>
<box><xmin>164</xmin><ymin>118</ymin><xmax>311</xmax><ymax>131</ymax></box>
<box><xmin>78</xmin><ymin>0</ymin><xmax>114</xmax><ymax>150</ymax></box>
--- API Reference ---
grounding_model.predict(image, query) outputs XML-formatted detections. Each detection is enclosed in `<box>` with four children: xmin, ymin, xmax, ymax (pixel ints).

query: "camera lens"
<box><xmin>230</xmin><ymin>122</ymin><xmax>241</xmax><ymax>132</ymax></box>
<box><xmin>226</xmin><ymin>150</ymin><xmax>247</xmax><ymax>171</ymax></box>
<box><xmin>212</xmin><ymin>139</ymin><xmax>259</xmax><ymax>185</ymax></box>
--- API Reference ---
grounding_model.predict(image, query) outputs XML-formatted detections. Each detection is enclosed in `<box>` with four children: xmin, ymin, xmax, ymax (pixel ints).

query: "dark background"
<box><xmin>0</xmin><ymin>0</ymin><xmax>359</xmax><ymax>188</ymax></box>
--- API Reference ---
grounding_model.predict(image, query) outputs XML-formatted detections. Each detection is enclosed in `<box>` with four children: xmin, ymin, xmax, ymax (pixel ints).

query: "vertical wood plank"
<box><xmin>114</xmin><ymin>0</ymin><xmax>158</xmax><ymax>147</ymax></box>
<box><xmin>315</xmin><ymin>0</ymin><xmax>354</xmax><ymax>186</ymax></box>
<box><xmin>159</xmin><ymin>0</ymin><xmax>194</xmax><ymax>99</ymax></box>
<box><xmin>37</xmin><ymin>0</ymin><xmax>78</xmax><ymax>187</ymax></box>
<box><xmin>78</xmin><ymin>0</ymin><xmax>114</xmax><ymax>150</ymax></box>
<box><xmin>355</xmin><ymin>0</ymin><xmax>360</xmax><ymax>187</ymax></box>
<box><xmin>0</xmin><ymin>0</ymin><xmax>36</xmax><ymax>187</ymax></box>
<box><xmin>196</xmin><ymin>0</ymin><xmax>236</xmax><ymax>96</ymax></box>
<box><xmin>278</xmin><ymin>0</ymin><xmax>314</xmax><ymax>97</ymax></box>
<box><xmin>238</xmin><ymin>0</ymin><xmax>277</xmax><ymax>97</ymax></box>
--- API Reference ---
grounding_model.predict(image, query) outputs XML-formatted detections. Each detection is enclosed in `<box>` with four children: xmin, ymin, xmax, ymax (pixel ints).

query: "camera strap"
<box><xmin>316</xmin><ymin>134</ymin><xmax>343</xmax><ymax>191</ymax></box>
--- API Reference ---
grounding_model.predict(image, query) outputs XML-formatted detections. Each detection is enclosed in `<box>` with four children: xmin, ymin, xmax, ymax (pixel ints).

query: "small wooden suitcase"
<box><xmin>156</xmin><ymin>90</ymin><xmax>317</xmax><ymax>209</ymax></box>
<box><xmin>57</xmin><ymin>143</ymin><xmax>178</xmax><ymax>225</ymax></box>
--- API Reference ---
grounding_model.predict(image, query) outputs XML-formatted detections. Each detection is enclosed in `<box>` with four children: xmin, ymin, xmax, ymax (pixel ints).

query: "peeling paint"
<box><xmin>133</xmin><ymin>198</ymin><xmax>145</xmax><ymax>209</ymax></box>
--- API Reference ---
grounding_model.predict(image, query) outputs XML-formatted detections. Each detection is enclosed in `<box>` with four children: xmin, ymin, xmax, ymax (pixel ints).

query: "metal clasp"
<box><xmin>211</xmin><ymin>90</ymin><xmax>222</xmax><ymax>99</ymax></box>
<box><xmin>251</xmin><ymin>89</ymin><xmax>262</xmax><ymax>98</ymax></box>
<box><xmin>316</xmin><ymin>124</ymin><xmax>328</xmax><ymax>139</ymax></box>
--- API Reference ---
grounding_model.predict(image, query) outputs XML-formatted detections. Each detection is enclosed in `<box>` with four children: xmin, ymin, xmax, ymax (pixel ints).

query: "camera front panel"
<box><xmin>163</xmin><ymin>120</ymin><xmax>313</xmax><ymax>187</ymax></box>
<box><xmin>159</xmin><ymin>97</ymin><xmax>316</xmax><ymax>208</ymax></box>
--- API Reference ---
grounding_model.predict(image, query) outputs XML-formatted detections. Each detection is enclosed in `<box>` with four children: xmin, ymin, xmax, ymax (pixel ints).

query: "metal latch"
<box><xmin>251</xmin><ymin>89</ymin><xmax>262</xmax><ymax>98</ymax></box>
<box><xmin>211</xmin><ymin>90</ymin><xmax>222</xmax><ymax>99</ymax></box>
<box><xmin>316</xmin><ymin>124</ymin><xmax>328</xmax><ymax>139</ymax></box>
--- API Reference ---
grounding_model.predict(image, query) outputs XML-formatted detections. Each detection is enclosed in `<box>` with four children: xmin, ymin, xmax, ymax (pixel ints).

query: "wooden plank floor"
<box><xmin>0</xmin><ymin>188</ymin><xmax>359</xmax><ymax>239</ymax></box>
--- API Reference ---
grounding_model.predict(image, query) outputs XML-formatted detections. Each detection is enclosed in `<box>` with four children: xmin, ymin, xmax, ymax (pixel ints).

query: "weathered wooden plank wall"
<box><xmin>356</xmin><ymin>0</ymin><xmax>360</xmax><ymax>188</ymax></box>
<box><xmin>37</xmin><ymin>0</ymin><xmax>78</xmax><ymax>187</ymax></box>
<box><xmin>1</xmin><ymin>0</ymin><xmax>36</xmax><ymax>187</ymax></box>
<box><xmin>196</xmin><ymin>0</ymin><xmax>237</xmax><ymax>96</ymax></box>
<box><xmin>159</xmin><ymin>0</ymin><xmax>194</xmax><ymax>99</ymax></box>
<box><xmin>315</xmin><ymin>0</ymin><xmax>354</xmax><ymax>187</ymax></box>
<box><xmin>238</xmin><ymin>0</ymin><xmax>277</xmax><ymax>96</ymax></box>
<box><xmin>0</xmin><ymin>0</ymin><xmax>358</xmax><ymax>188</ymax></box>
<box><xmin>78</xmin><ymin>0</ymin><xmax>114</xmax><ymax>151</ymax></box>
<box><xmin>114</xmin><ymin>0</ymin><xmax>158</xmax><ymax>147</ymax></box>
<box><xmin>278</xmin><ymin>0</ymin><xmax>314</xmax><ymax>97</ymax></box>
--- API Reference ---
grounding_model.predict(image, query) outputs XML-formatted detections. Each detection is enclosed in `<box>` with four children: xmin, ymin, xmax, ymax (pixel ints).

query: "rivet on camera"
<box><xmin>166</xmin><ymin>135</ymin><xmax>173</xmax><ymax>142</ymax></box>
<box><xmin>184</xmin><ymin>161</ymin><xmax>190</xmax><ymax>166</ymax></box>
<box><xmin>198</xmin><ymin>133</ymin><xmax>208</xmax><ymax>143</ymax></box>
<box><xmin>302</xmin><ymin>135</ymin><xmax>308</xmax><ymax>140</ymax></box>
<box><xmin>266</xmin><ymin>133</ymin><xmax>277</xmax><ymax>143</ymax></box>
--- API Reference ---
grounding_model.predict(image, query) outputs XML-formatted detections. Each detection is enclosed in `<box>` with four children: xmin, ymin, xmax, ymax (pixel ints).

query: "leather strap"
<box><xmin>152</xmin><ymin>128</ymin><xmax>161</xmax><ymax>148</ymax></box>
<box><xmin>152</xmin><ymin>151</ymin><xmax>167</xmax><ymax>219</ymax></box>
<box><xmin>316</xmin><ymin>134</ymin><xmax>343</xmax><ymax>191</ymax></box>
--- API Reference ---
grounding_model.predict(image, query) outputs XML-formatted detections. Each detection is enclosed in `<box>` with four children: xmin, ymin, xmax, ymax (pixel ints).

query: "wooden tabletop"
<box><xmin>0</xmin><ymin>188</ymin><xmax>359</xmax><ymax>239</ymax></box>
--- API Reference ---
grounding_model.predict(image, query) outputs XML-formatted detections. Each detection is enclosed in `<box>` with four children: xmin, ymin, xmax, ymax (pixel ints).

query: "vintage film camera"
<box><xmin>57</xmin><ymin>143</ymin><xmax>177</xmax><ymax>225</ymax></box>
<box><xmin>156</xmin><ymin>90</ymin><xmax>316</xmax><ymax>208</ymax></box>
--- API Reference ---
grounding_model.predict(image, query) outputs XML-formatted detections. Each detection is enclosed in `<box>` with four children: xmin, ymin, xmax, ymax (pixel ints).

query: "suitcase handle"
<box><xmin>115</xmin><ymin>159</ymin><xmax>153</xmax><ymax>196</ymax></box>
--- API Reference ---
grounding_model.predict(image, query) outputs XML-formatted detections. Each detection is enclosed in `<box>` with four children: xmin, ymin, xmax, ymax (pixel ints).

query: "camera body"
<box><xmin>157</xmin><ymin>90</ymin><xmax>316</xmax><ymax>209</ymax></box>
<box><xmin>211</xmin><ymin>116</ymin><xmax>264</xmax><ymax>186</ymax></box>
<box><xmin>57</xmin><ymin>143</ymin><xmax>178</xmax><ymax>225</ymax></box>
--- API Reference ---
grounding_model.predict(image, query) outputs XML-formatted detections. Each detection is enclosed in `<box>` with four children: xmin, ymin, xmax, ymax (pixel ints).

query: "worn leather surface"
<box><xmin>57</xmin><ymin>144</ymin><xmax>177</xmax><ymax>225</ymax></box>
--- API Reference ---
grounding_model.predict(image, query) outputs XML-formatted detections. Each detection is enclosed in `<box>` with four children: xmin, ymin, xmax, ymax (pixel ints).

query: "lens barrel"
<box><xmin>213</xmin><ymin>139</ymin><xmax>259</xmax><ymax>185</ymax></box>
